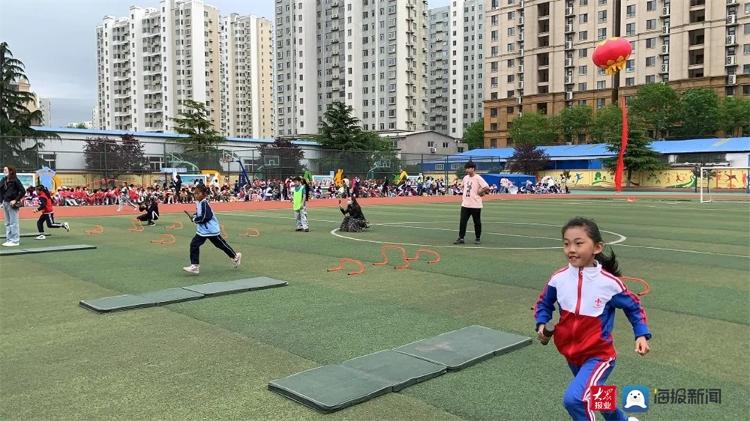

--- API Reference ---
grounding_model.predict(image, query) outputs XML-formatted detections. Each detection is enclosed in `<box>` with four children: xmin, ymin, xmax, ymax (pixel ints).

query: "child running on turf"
<box><xmin>534</xmin><ymin>217</ymin><xmax>651</xmax><ymax>421</ymax></box>
<box><xmin>183</xmin><ymin>183</ymin><xmax>241</xmax><ymax>275</ymax></box>
<box><xmin>33</xmin><ymin>185</ymin><xmax>70</xmax><ymax>239</ymax></box>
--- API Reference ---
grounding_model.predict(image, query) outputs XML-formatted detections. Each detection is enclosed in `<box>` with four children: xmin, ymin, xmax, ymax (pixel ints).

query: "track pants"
<box><xmin>37</xmin><ymin>213</ymin><xmax>63</xmax><ymax>233</ymax></box>
<box><xmin>295</xmin><ymin>205</ymin><xmax>308</xmax><ymax>229</ymax></box>
<box><xmin>189</xmin><ymin>234</ymin><xmax>236</xmax><ymax>265</ymax></box>
<box><xmin>564</xmin><ymin>357</ymin><xmax>626</xmax><ymax>421</ymax></box>
<box><xmin>458</xmin><ymin>206</ymin><xmax>482</xmax><ymax>240</ymax></box>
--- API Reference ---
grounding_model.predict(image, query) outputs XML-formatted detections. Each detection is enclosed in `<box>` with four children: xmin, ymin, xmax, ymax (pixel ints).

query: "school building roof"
<box><xmin>454</xmin><ymin>137</ymin><xmax>750</xmax><ymax>162</ymax></box>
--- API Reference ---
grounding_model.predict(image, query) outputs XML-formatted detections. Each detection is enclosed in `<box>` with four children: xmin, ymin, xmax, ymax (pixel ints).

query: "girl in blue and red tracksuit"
<box><xmin>534</xmin><ymin>217</ymin><xmax>651</xmax><ymax>421</ymax></box>
<box><xmin>33</xmin><ymin>185</ymin><xmax>70</xmax><ymax>240</ymax></box>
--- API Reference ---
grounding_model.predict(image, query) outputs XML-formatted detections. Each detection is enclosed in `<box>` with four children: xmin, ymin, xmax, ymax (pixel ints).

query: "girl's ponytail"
<box><xmin>595</xmin><ymin>246</ymin><xmax>621</xmax><ymax>277</ymax></box>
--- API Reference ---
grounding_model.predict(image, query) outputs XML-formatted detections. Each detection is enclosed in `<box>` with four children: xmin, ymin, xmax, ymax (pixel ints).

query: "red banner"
<box><xmin>615</xmin><ymin>96</ymin><xmax>629</xmax><ymax>192</ymax></box>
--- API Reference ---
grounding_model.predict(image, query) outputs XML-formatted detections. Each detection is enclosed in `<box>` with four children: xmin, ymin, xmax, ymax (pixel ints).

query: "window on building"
<box><xmin>626</xmin><ymin>5</ymin><xmax>636</xmax><ymax>18</ymax></box>
<box><xmin>596</xmin><ymin>98</ymin><xmax>606</xmax><ymax>108</ymax></box>
<box><xmin>647</xmin><ymin>1</ymin><xmax>656</xmax><ymax>11</ymax></box>
<box><xmin>598</xmin><ymin>10</ymin><xmax>607</xmax><ymax>23</ymax></box>
<box><xmin>578</xmin><ymin>65</ymin><xmax>587</xmax><ymax>75</ymax></box>
<box><xmin>148</xmin><ymin>156</ymin><xmax>163</xmax><ymax>172</ymax></box>
<box><xmin>579</xmin><ymin>48</ymin><xmax>588</xmax><ymax>58</ymax></box>
<box><xmin>597</xmin><ymin>80</ymin><xmax>606</xmax><ymax>89</ymax></box>
<box><xmin>38</xmin><ymin>153</ymin><xmax>56</xmax><ymax>169</ymax></box>
<box><xmin>626</xmin><ymin>23</ymin><xmax>635</xmax><ymax>36</ymax></box>
<box><xmin>579</xmin><ymin>14</ymin><xmax>588</xmax><ymax>24</ymax></box>
<box><xmin>646</xmin><ymin>19</ymin><xmax>656</xmax><ymax>30</ymax></box>
<box><xmin>646</xmin><ymin>75</ymin><xmax>656</xmax><ymax>83</ymax></box>
<box><xmin>626</xmin><ymin>77</ymin><xmax>635</xmax><ymax>86</ymax></box>
<box><xmin>597</xmin><ymin>28</ymin><xmax>607</xmax><ymax>40</ymax></box>
<box><xmin>579</xmin><ymin>31</ymin><xmax>588</xmax><ymax>41</ymax></box>
<box><xmin>646</xmin><ymin>38</ymin><xmax>656</xmax><ymax>48</ymax></box>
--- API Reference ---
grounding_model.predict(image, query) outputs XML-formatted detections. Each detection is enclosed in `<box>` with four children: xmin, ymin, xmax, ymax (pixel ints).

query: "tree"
<box><xmin>508</xmin><ymin>112</ymin><xmax>557</xmax><ymax>146</ymax></box>
<box><xmin>171</xmin><ymin>99</ymin><xmax>224</xmax><ymax>170</ymax></box>
<box><xmin>590</xmin><ymin>105</ymin><xmax>623</xmax><ymax>144</ymax></box>
<box><xmin>677</xmin><ymin>88</ymin><xmax>719</xmax><ymax>138</ymax></box>
<box><xmin>257</xmin><ymin>138</ymin><xmax>305</xmax><ymax>179</ymax></box>
<box><xmin>599</xmin><ymin>115</ymin><xmax>667</xmax><ymax>186</ymax></box>
<box><xmin>83</xmin><ymin>134</ymin><xmax>148</xmax><ymax>181</ymax></box>
<box><xmin>718</xmin><ymin>96</ymin><xmax>750</xmax><ymax>137</ymax></box>
<box><xmin>313</xmin><ymin>101</ymin><xmax>398</xmax><ymax>177</ymax></box>
<box><xmin>629</xmin><ymin>83</ymin><xmax>680</xmax><ymax>139</ymax></box>
<box><xmin>555</xmin><ymin>105</ymin><xmax>592</xmax><ymax>144</ymax></box>
<box><xmin>0</xmin><ymin>42</ymin><xmax>50</xmax><ymax>170</ymax></box>
<box><xmin>506</xmin><ymin>143</ymin><xmax>550</xmax><ymax>174</ymax></box>
<box><xmin>462</xmin><ymin>120</ymin><xmax>484</xmax><ymax>150</ymax></box>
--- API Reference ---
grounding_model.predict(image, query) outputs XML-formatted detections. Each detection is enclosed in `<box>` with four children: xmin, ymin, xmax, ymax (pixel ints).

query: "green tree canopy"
<box><xmin>718</xmin><ymin>96</ymin><xmax>750</xmax><ymax>137</ymax></box>
<box><xmin>508</xmin><ymin>112</ymin><xmax>557</xmax><ymax>146</ymax></box>
<box><xmin>629</xmin><ymin>83</ymin><xmax>680</xmax><ymax>139</ymax></box>
<box><xmin>83</xmin><ymin>134</ymin><xmax>148</xmax><ymax>180</ymax></box>
<box><xmin>171</xmin><ymin>99</ymin><xmax>224</xmax><ymax>170</ymax></box>
<box><xmin>0</xmin><ymin>41</ymin><xmax>51</xmax><ymax>170</ymax></box>
<box><xmin>462</xmin><ymin>120</ymin><xmax>484</xmax><ymax>150</ymax></box>
<box><xmin>677</xmin><ymin>88</ymin><xmax>719</xmax><ymax>138</ymax></box>
<box><xmin>555</xmin><ymin>105</ymin><xmax>592</xmax><ymax>144</ymax></box>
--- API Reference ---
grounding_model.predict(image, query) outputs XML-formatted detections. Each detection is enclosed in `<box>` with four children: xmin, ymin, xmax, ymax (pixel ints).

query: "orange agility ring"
<box><xmin>128</xmin><ymin>219</ymin><xmax>144</xmax><ymax>232</ymax></box>
<box><xmin>373</xmin><ymin>244</ymin><xmax>410</xmax><ymax>270</ymax></box>
<box><xmin>405</xmin><ymin>248</ymin><xmax>441</xmax><ymax>264</ymax></box>
<box><xmin>620</xmin><ymin>276</ymin><xmax>651</xmax><ymax>297</ymax></box>
<box><xmin>327</xmin><ymin>258</ymin><xmax>366</xmax><ymax>276</ymax></box>
<box><xmin>166</xmin><ymin>221</ymin><xmax>184</xmax><ymax>230</ymax></box>
<box><xmin>244</xmin><ymin>228</ymin><xmax>261</xmax><ymax>237</ymax></box>
<box><xmin>150</xmin><ymin>233</ymin><xmax>176</xmax><ymax>246</ymax></box>
<box><xmin>85</xmin><ymin>225</ymin><xmax>104</xmax><ymax>235</ymax></box>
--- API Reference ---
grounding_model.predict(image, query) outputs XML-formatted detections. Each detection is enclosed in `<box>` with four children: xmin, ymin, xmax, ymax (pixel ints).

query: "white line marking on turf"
<box><xmin>615</xmin><ymin>244</ymin><xmax>750</xmax><ymax>258</ymax></box>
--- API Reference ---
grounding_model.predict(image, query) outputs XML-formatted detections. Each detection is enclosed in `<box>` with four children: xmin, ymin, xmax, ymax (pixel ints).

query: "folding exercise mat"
<box><xmin>269</xmin><ymin>365</ymin><xmax>394</xmax><ymax>413</ymax></box>
<box><xmin>80</xmin><ymin>277</ymin><xmax>287</xmax><ymax>313</ymax></box>
<box><xmin>395</xmin><ymin>325</ymin><xmax>532</xmax><ymax>371</ymax></box>
<box><xmin>0</xmin><ymin>244</ymin><xmax>96</xmax><ymax>256</ymax></box>
<box><xmin>182</xmin><ymin>277</ymin><xmax>287</xmax><ymax>296</ymax></box>
<box><xmin>268</xmin><ymin>325</ymin><xmax>531</xmax><ymax>412</ymax></box>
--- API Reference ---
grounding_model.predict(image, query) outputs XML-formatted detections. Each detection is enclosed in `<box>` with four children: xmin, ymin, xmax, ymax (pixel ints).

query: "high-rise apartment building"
<box><xmin>274</xmin><ymin>0</ymin><xmax>430</xmax><ymax>137</ymax></box>
<box><xmin>450</xmin><ymin>0</ymin><xmax>485</xmax><ymax>138</ymax></box>
<box><xmin>96</xmin><ymin>0</ymin><xmax>272</xmax><ymax>137</ymax></box>
<box><xmin>483</xmin><ymin>0</ymin><xmax>750</xmax><ymax>147</ymax></box>
<box><xmin>428</xmin><ymin>6</ymin><xmax>450</xmax><ymax>135</ymax></box>
<box><xmin>427</xmin><ymin>6</ymin><xmax>451</xmax><ymax>135</ymax></box>
<box><xmin>220</xmin><ymin>14</ymin><xmax>274</xmax><ymax>138</ymax></box>
<box><xmin>38</xmin><ymin>98</ymin><xmax>52</xmax><ymax>126</ymax></box>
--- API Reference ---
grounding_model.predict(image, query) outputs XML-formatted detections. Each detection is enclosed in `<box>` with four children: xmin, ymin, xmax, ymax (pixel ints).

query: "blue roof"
<box><xmin>452</xmin><ymin>137</ymin><xmax>750</xmax><ymax>162</ymax></box>
<box><xmin>31</xmin><ymin>126</ymin><xmax>320</xmax><ymax>146</ymax></box>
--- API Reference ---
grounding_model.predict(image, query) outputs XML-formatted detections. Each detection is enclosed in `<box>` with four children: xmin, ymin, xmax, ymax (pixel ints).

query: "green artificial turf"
<box><xmin>1</xmin><ymin>198</ymin><xmax>748</xmax><ymax>420</ymax></box>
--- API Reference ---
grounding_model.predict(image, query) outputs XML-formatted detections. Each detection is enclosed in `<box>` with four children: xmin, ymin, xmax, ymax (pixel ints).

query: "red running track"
<box><xmin>2</xmin><ymin>192</ymin><xmax>745</xmax><ymax>220</ymax></box>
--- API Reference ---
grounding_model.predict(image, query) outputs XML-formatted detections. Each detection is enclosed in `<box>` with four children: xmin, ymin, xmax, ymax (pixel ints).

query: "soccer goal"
<box><xmin>699</xmin><ymin>166</ymin><xmax>750</xmax><ymax>203</ymax></box>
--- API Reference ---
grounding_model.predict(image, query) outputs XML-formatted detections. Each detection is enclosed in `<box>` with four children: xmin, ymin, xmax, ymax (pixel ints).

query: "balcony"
<box><xmin>565</xmin><ymin>24</ymin><xmax>574</xmax><ymax>33</ymax></box>
<box><xmin>565</xmin><ymin>7</ymin><xmax>574</xmax><ymax>16</ymax></box>
<box><xmin>565</xmin><ymin>40</ymin><xmax>573</xmax><ymax>49</ymax></box>
<box><xmin>565</xmin><ymin>74</ymin><xmax>573</xmax><ymax>84</ymax></box>
<box><xmin>565</xmin><ymin>58</ymin><xmax>573</xmax><ymax>67</ymax></box>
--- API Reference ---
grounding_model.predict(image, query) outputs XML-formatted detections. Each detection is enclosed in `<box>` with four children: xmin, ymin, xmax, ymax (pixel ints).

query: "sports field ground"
<box><xmin>1</xmin><ymin>196</ymin><xmax>748</xmax><ymax>420</ymax></box>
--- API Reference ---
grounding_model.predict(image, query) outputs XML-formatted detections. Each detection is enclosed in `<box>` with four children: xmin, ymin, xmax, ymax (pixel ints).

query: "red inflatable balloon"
<box><xmin>592</xmin><ymin>37</ymin><xmax>632</xmax><ymax>75</ymax></box>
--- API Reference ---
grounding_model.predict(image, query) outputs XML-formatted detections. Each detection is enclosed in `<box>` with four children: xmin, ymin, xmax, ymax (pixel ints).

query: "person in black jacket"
<box><xmin>1</xmin><ymin>166</ymin><xmax>27</xmax><ymax>246</ymax></box>
<box><xmin>137</xmin><ymin>195</ymin><xmax>160</xmax><ymax>226</ymax></box>
<box><xmin>338</xmin><ymin>196</ymin><xmax>368</xmax><ymax>232</ymax></box>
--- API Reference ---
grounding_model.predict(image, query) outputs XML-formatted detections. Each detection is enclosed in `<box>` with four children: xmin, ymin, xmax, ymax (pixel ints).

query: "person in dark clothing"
<box><xmin>33</xmin><ymin>185</ymin><xmax>70</xmax><ymax>239</ymax></box>
<box><xmin>137</xmin><ymin>196</ymin><xmax>160</xmax><ymax>225</ymax></box>
<box><xmin>338</xmin><ymin>196</ymin><xmax>368</xmax><ymax>232</ymax></box>
<box><xmin>1</xmin><ymin>166</ymin><xmax>27</xmax><ymax>246</ymax></box>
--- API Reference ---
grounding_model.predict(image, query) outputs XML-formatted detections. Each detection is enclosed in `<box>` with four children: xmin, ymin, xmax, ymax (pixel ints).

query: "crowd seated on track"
<box><xmin>21</xmin><ymin>173</ymin><xmax>566</xmax><ymax>207</ymax></box>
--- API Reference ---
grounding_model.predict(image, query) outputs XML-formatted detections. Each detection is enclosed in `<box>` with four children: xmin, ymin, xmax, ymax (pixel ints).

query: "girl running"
<box><xmin>534</xmin><ymin>217</ymin><xmax>651</xmax><ymax>421</ymax></box>
<box><xmin>33</xmin><ymin>185</ymin><xmax>70</xmax><ymax>239</ymax></box>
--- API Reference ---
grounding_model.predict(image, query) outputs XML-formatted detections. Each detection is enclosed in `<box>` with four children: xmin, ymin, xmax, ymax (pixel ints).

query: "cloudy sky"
<box><xmin>0</xmin><ymin>0</ymin><xmax>450</xmax><ymax>126</ymax></box>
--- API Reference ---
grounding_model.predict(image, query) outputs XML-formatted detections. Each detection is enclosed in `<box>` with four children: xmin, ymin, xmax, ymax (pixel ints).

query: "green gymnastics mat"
<box><xmin>79</xmin><ymin>294</ymin><xmax>159</xmax><ymax>313</ymax></box>
<box><xmin>268</xmin><ymin>365</ymin><xmax>393</xmax><ymax>413</ymax></box>
<box><xmin>395</xmin><ymin>325</ymin><xmax>532</xmax><ymax>371</ymax></box>
<box><xmin>268</xmin><ymin>326</ymin><xmax>530</xmax><ymax>412</ymax></box>
<box><xmin>0</xmin><ymin>244</ymin><xmax>95</xmax><ymax>256</ymax></box>
<box><xmin>182</xmin><ymin>277</ymin><xmax>288</xmax><ymax>296</ymax></box>
<box><xmin>80</xmin><ymin>277</ymin><xmax>287</xmax><ymax>313</ymax></box>
<box><xmin>1</xmin><ymin>233</ymin><xmax>52</xmax><ymax>239</ymax></box>
<box><xmin>341</xmin><ymin>350</ymin><xmax>447</xmax><ymax>392</ymax></box>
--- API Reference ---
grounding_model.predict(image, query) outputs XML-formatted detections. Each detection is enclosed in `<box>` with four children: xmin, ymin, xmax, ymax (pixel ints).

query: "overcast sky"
<box><xmin>0</xmin><ymin>0</ymin><xmax>450</xmax><ymax>125</ymax></box>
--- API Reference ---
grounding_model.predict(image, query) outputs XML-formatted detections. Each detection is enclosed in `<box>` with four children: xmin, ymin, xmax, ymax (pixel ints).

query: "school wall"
<box><xmin>537</xmin><ymin>168</ymin><xmax>749</xmax><ymax>189</ymax></box>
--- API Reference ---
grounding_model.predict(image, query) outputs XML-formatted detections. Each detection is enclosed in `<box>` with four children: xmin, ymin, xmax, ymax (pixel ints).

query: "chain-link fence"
<box><xmin>0</xmin><ymin>135</ymin><xmax>497</xmax><ymax>188</ymax></box>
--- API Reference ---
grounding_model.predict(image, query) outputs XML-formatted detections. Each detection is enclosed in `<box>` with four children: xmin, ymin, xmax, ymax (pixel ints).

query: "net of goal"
<box><xmin>699</xmin><ymin>166</ymin><xmax>750</xmax><ymax>203</ymax></box>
